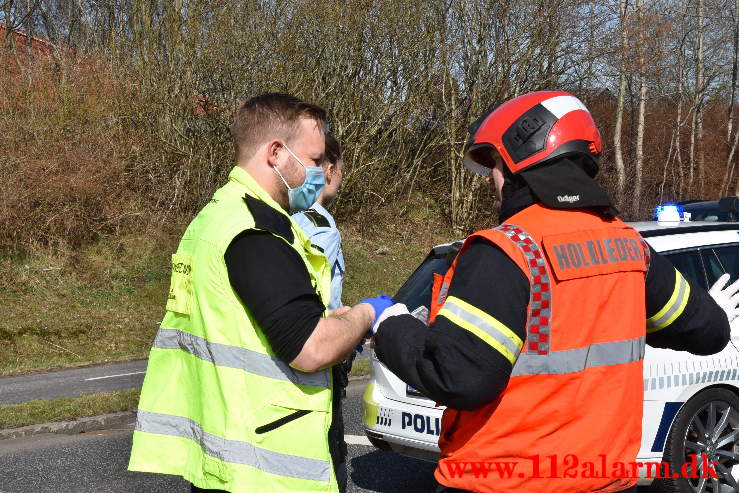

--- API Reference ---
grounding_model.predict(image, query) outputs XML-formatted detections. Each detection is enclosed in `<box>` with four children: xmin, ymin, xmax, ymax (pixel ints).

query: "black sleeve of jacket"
<box><xmin>224</xmin><ymin>231</ymin><xmax>324</xmax><ymax>363</ymax></box>
<box><xmin>645</xmin><ymin>245</ymin><xmax>729</xmax><ymax>355</ymax></box>
<box><xmin>375</xmin><ymin>240</ymin><xmax>529</xmax><ymax>410</ymax></box>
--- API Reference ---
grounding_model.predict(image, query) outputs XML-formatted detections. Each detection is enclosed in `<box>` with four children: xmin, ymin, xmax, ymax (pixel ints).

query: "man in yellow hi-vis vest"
<box><xmin>128</xmin><ymin>93</ymin><xmax>392</xmax><ymax>492</ymax></box>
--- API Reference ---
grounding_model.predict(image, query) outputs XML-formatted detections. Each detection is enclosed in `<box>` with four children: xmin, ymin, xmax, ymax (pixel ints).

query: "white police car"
<box><xmin>363</xmin><ymin>212</ymin><xmax>739</xmax><ymax>491</ymax></box>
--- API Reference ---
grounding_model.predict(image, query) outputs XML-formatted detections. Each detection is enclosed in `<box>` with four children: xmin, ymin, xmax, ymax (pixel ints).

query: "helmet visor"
<box><xmin>463</xmin><ymin>143</ymin><xmax>498</xmax><ymax>177</ymax></box>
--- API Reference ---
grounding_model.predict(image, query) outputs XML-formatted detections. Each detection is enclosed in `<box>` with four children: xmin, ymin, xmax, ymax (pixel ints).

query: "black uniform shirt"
<box><xmin>223</xmin><ymin>195</ymin><xmax>346</xmax><ymax>468</ymax></box>
<box><xmin>225</xmin><ymin>230</ymin><xmax>324</xmax><ymax>363</ymax></box>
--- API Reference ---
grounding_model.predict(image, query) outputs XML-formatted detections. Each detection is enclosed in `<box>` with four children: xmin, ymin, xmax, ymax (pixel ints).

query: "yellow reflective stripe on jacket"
<box><xmin>437</xmin><ymin>296</ymin><xmax>523</xmax><ymax>364</ymax></box>
<box><xmin>647</xmin><ymin>268</ymin><xmax>690</xmax><ymax>333</ymax></box>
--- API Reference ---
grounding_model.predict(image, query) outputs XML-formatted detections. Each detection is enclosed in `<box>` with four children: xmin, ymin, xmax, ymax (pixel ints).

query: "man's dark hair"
<box><xmin>325</xmin><ymin>134</ymin><xmax>342</xmax><ymax>165</ymax></box>
<box><xmin>231</xmin><ymin>93</ymin><xmax>327</xmax><ymax>161</ymax></box>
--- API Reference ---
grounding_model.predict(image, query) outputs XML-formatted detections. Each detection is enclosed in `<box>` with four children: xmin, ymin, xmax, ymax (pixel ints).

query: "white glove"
<box><xmin>708</xmin><ymin>273</ymin><xmax>739</xmax><ymax>323</ymax></box>
<box><xmin>371</xmin><ymin>303</ymin><xmax>410</xmax><ymax>335</ymax></box>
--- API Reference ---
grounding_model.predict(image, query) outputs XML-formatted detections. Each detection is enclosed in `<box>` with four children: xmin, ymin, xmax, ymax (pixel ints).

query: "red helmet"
<box><xmin>464</xmin><ymin>91</ymin><xmax>602</xmax><ymax>176</ymax></box>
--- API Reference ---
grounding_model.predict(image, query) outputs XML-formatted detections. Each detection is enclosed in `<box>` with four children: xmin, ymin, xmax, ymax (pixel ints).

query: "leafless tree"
<box><xmin>722</xmin><ymin>0</ymin><xmax>739</xmax><ymax>196</ymax></box>
<box><xmin>633</xmin><ymin>0</ymin><xmax>647</xmax><ymax>215</ymax></box>
<box><xmin>613</xmin><ymin>0</ymin><xmax>630</xmax><ymax>209</ymax></box>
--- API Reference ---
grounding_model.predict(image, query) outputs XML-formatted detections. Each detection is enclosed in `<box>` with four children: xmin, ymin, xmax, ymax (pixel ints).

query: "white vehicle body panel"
<box><xmin>642</xmin><ymin>230</ymin><xmax>739</xmax><ymax>252</ymax></box>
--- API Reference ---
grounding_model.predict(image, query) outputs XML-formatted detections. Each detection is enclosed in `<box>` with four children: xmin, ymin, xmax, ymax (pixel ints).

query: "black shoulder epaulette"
<box><xmin>243</xmin><ymin>194</ymin><xmax>294</xmax><ymax>243</ymax></box>
<box><xmin>302</xmin><ymin>208</ymin><xmax>330</xmax><ymax>228</ymax></box>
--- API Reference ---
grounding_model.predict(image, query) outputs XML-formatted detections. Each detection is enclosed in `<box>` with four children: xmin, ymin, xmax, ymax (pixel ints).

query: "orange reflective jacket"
<box><xmin>430</xmin><ymin>204</ymin><xmax>649</xmax><ymax>493</ymax></box>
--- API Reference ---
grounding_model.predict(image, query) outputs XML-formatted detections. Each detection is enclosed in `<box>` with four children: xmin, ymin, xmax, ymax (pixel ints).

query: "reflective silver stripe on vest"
<box><xmin>511</xmin><ymin>336</ymin><xmax>645</xmax><ymax>376</ymax></box>
<box><xmin>496</xmin><ymin>224</ymin><xmax>553</xmax><ymax>355</ymax></box>
<box><xmin>154</xmin><ymin>328</ymin><xmax>330</xmax><ymax>388</ymax></box>
<box><xmin>441</xmin><ymin>298</ymin><xmax>522</xmax><ymax>360</ymax></box>
<box><xmin>438</xmin><ymin>282</ymin><xmax>450</xmax><ymax>305</ymax></box>
<box><xmin>135</xmin><ymin>409</ymin><xmax>330</xmax><ymax>482</ymax></box>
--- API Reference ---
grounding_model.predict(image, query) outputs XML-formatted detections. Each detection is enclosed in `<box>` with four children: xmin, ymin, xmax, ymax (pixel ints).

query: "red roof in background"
<box><xmin>1</xmin><ymin>23</ymin><xmax>55</xmax><ymax>57</ymax></box>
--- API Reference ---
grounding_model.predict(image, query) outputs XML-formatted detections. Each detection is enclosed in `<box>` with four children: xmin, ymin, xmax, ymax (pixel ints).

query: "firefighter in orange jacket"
<box><xmin>373</xmin><ymin>91</ymin><xmax>734</xmax><ymax>493</ymax></box>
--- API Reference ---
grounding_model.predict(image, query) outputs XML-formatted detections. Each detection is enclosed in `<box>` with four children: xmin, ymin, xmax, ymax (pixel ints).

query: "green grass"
<box><xmin>349</xmin><ymin>358</ymin><xmax>371</xmax><ymax>377</ymax></box>
<box><xmin>0</xmin><ymin>232</ymin><xmax>175</xmax><ymax>375</ymax></box>
<box><xmin>341</xmin><ymin>210</ymin><xmax>454</xmax><ymax>305</ymax></box>
<box><xmin>0</xmin><ymin>389</ymin><xmax>140</xmax><ymax>429</ymax></box>
<box><xmin>1</xmin><ymin>207</ymin><xmax>454</xmax><ymax>377</ymax></box>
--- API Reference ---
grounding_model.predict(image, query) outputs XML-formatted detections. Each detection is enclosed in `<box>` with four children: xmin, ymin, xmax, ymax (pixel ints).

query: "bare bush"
<box><xmin>2</xmin><ymin>0</ymin><xmax>739</xmax><ymax>251</ymax></box>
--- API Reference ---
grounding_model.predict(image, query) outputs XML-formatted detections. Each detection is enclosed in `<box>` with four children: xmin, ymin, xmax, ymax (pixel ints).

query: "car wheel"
<box><xmin>650</xmin><ymin>388</ymin><xmax>739</xmax><ymax>493</ymax></box>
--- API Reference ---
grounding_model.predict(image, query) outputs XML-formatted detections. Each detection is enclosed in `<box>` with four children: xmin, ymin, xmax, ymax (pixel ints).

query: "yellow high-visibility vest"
<box><xmin>129</xmin><ymin>166</ymin><xmax>335</xmax><ymax>492</ymax></box>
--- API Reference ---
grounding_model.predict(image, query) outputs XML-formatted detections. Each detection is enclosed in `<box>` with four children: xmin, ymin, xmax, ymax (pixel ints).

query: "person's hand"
<box><xmin>708</xmin><ymin>273</ymin><xmax>739</xmax><ymax>323</ymax></box>
<box><xmin>371</xmin><ymin>302</ymin><xmax>410</xmax><ymax>335</ymax></box>
<box><xmin>359</xmin><ymin>295</ymin><xmax>394</xmax><ymax>326</ymax></box>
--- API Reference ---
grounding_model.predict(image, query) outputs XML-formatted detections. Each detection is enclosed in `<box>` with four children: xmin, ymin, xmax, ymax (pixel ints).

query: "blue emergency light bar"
<box><xmin>654</xmin><ymin>204</ymin><xmax>684</xmax><ymax>222</ymax></box>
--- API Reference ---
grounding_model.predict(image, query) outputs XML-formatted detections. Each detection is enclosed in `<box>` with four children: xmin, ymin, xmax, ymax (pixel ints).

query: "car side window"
<box><xmin>663</xmin><ymin>250</ymin><xmax>708</xmax><ymax>289</ymax></box>
<box><xmin>702</xmin><ymin>249</ymin><xmax>726</xmax><ymax>286</ymax></box>
<box><xmin>707</xmin><ymin>245</ymin><xmax>739</xmax><ymax>281</ymax></box>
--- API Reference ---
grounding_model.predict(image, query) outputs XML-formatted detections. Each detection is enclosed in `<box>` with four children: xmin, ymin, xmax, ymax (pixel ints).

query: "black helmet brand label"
<box><xmin>502</xmin><ymin>104</ymin><xmax>558</xmax><ymax>164</ymax></box>
<box><xmin>512</xmin><ymin>116</ymin><xmax>545</xmax><ymax>146</ymax></box>
<box><xmin>557</xmin><ymin>195</ymin><xmax>580</xmax><ymax>203</ymax></box>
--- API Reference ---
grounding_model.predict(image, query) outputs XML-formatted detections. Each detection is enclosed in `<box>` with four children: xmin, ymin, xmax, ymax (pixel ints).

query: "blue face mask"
<box><xmin>274</xmin><ymin>144</ymin><xmax>325</xmax><ymax>213</ymax></box>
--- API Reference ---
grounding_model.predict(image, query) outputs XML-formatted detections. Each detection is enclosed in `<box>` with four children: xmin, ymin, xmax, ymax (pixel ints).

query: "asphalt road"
<box><xmin>0</xmin><ymin>380</ymin><xmax>437</xmax><ymax>493</ymax></box>
<box><xmin>0</xmin><ymin>361</ymin><xmax>148</xmax><ymax>405</ymax></box>
<box><xmin>0</xmin><ymin>348</ymin><xmax>371</xmax><ymax>406</ymax></box>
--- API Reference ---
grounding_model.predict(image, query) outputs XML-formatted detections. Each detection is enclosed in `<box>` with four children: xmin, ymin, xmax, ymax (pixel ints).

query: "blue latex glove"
<box><xmin>359</xmin><ymin>295</ymin><xmax>394</xmax><ymax>327</ymax></box>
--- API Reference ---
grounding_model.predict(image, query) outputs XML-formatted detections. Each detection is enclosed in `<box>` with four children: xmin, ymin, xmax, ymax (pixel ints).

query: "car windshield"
<box><xmin>681</xmin><ymin>203</ymin><xmax>737</xmax><ymax>222</ymax></box>
<box><xmin>394</xmin><ymin>244</ymin><xmax>460</xmax><ymax>313</ymax></box>
<box><xmin>688</xmin><ymin>211</ymin><xmax>736</xmax><ymax>222</ymax></box>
